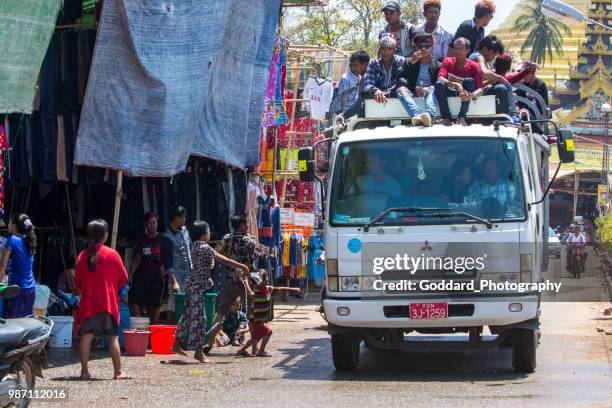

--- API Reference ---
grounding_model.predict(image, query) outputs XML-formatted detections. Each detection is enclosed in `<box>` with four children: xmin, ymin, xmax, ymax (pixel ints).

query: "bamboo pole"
<box><xmin>111</xmin><ymin>171</ymin><xmax>123</xmax><ymax>249</ymax></box>
<box><xmin>573</xmin><ymin>171</ymin><xmax>580</xmax><ymax>219</ymax></box>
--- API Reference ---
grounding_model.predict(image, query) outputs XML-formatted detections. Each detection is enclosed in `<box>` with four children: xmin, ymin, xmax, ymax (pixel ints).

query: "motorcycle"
<box><xmin>0</xmin><ymin>285</ymin><xmax>53</xmax><ymax>408</ymax></box>
<box><xmin>568</xmin><ymin>243</ymin><xmax>586</xmax><ymax>279</ymax></box>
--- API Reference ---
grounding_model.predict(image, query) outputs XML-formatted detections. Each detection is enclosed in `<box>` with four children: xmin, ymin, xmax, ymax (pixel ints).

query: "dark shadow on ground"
<box><xmin>273</xmin><ymin>337</ymin><xmax>530</xmax><ymax>382</ymax></box>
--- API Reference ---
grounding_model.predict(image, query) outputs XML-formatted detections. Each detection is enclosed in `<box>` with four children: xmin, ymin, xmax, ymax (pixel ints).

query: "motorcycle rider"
<box><xmin>565</xmin><ymin>224</ymin><xmax>586</xmax><ymax>274</ymax></box>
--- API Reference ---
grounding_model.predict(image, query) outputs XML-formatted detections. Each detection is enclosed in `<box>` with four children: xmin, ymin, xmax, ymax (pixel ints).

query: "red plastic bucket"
<box><xmin>124</xmin><ymin>330</ymin><xmax>150</xmax><ymax>356</ymax></box>
<box><xmin>149</xmin><ymin>325</ymin><xmax>177</xmax><ymax>354</ymax></box>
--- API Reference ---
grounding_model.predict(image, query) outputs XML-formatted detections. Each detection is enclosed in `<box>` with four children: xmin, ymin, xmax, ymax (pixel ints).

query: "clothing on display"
<box><xmin>279</xmin><ymin>232</ymin><xmax>307</xmax><ymax>279</ymax></box>
<box><xmin>262</xmin><ymin>38</ymin><xmax>289</xmax><ymax>127</ymax></box>
<box><xmin>303</xmin><ymin>77</ymin><xmax>333</xmax><ymax>120</ymax></box>
<box><xmin>307</xmin><ymin>234</ymin><xmax>325</xmax><ymax>285</ymax></box>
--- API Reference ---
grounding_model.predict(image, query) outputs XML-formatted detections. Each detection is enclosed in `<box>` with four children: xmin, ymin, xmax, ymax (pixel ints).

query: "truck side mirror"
<box><xmin>298</xmin><ymin>147</ymin><xmax>315</xmax><ymax>182</ymax></box>
<box><xmin>557</xmin><ymin>129</ymin><xmax>575</xmax><ymax>163</ymax></box>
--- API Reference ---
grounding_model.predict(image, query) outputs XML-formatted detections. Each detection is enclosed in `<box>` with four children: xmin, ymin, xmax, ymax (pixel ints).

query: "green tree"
<box><xmin>341</xmin><ymin>0</ymin><xmax>383</xmax><ymax>49</ymax></box>
<box><xmin>285</xmin><ymin>6</ymin><xmax>352</xmax><ymax>47</ymax></box>
<box><xmin>512</xmin><ymin>0</ymin><xmax>571</xmax><ymax>66</ymax></box>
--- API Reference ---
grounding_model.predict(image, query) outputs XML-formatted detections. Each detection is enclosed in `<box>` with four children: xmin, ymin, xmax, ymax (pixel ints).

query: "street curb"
<box><xmin>594</xmin><ymin>248</ymin><xmax>612</xmax><ymax>302</ymax></box>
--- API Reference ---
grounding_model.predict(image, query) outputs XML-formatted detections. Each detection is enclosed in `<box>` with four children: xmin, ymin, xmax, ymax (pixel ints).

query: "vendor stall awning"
<box><xmin>0</xmin><ymin>0</ymin><xmax>62</xmax><ymax>113</ymax></box>
<box><xmin>75</xmin><ymin>0</ymin><xmax>281</xmax><ymax>177</ymax></box>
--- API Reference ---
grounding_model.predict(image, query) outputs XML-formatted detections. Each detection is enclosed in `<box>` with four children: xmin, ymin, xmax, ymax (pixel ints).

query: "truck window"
<box><xmin>330</xmin><ymin>138</ymin><xmax>527</xmax><ymax>226</ymax></box>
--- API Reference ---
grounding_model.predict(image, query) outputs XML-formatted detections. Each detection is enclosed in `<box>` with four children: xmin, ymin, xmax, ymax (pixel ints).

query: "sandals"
<box><xmin>256</xmin><ymin>351</ymin><xmax>273</xmax><ymax>357</ymax></box>
<box><xmin>236</xmin><ymin>350</ymin><xmax>251</xmax><ymax>357</ymax></box>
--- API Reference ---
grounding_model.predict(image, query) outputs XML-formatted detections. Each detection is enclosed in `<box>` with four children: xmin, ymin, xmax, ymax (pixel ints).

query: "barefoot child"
<box><xmin>237</xmin><ymin>271</ymin><xmax>300</xmax><ymax>357</ymax></box>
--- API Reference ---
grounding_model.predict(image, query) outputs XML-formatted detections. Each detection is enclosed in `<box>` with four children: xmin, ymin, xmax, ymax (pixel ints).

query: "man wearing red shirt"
<box><xmin>434</xmin><ymin>37</ymin><xmax>484</xmax><ymax>126</ymax></box>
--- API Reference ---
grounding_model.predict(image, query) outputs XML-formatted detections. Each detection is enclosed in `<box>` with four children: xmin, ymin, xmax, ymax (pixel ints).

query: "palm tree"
<box><xmin>512</xmin><ymin>0</ymin><xmax>572</xmax><ymax>66</ymax></box>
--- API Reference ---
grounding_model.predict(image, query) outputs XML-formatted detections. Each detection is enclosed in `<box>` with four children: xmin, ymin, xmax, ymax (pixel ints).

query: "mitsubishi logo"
<box><xmin>421</xmin><ymin>240</ymin><xmax>432</xmax><ymax>251</ymax></box>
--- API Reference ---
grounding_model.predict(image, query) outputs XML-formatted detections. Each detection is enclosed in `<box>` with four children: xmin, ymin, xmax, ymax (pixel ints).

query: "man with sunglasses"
<box><xmin>396</xmin><ymin>33</ymin><xmax>441</xmax><ymax>127</ymax></box>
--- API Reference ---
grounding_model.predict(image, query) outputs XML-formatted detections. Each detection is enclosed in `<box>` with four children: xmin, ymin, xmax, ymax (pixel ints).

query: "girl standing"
<box><xmin>172</xmin><ymin>221</ymin><xmax>250</xmax><ymax>363</ymax></box>
<box><xmin>0</xmin><ymin>214</ymin><xmax>37</xmax><ymax>318</ymax></box>
<box><xmin>75</xmin><ymin>219</ymin><xmax>131</xmax><ymax>380</ymax></box>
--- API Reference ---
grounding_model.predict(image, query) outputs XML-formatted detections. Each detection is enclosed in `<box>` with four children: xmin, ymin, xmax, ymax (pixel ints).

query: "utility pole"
<box><xmin>602</xmin><ymin>103</ymin><xmax>611</xmax><ymax>214</ymax></box>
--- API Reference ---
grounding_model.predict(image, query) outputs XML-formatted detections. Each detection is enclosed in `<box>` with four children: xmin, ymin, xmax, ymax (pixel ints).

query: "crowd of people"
<box><xmin>0</xmin><ymin>208</ymin><xmax>301</xmax><ymax>379</ymax></box>
<box><xmin>335</xmin><ymin>0</ymin><xmax>549</xmax><ymax>128</ymax></box>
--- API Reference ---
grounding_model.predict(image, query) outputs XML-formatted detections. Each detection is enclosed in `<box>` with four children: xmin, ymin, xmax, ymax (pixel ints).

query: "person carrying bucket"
<box><xmin>75</xmin><ymin>219</ymin><xmax>132</xmax><ymax>380</ymax></box>
<box><xmin>171</xmin><ymin>221</ymin><xmax>250</xmax><ymax>363</ymax></box>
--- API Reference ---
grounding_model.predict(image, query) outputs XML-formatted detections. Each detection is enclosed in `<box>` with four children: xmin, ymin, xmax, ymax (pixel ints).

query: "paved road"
<box><xmin>36</xmin><ymin>253</ymin><xmax>612</xmax><ymax>408</ymax></box>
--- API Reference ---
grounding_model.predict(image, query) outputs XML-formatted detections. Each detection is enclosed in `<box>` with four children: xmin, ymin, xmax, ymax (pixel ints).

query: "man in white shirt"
<box><xmin>565</xmin><ymin>224</ymin><xmax>586</xmax><ymax>273</ymax></box>
<box><xmin>467</xmin><ymin>158</ymin><xmax>516</xmax><ymax>209</ymax></box>
<box><xmin>412</xmin><ymin>0</ymin><xmax>454</xmax><ymax>61</ymax></box>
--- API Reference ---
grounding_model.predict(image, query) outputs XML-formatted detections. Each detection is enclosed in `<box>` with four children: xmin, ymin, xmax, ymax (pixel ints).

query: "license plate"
<box><xmin>410</xmin><ymin>302</ymin><xmax>448</xmax><ymax>319</ymax></box>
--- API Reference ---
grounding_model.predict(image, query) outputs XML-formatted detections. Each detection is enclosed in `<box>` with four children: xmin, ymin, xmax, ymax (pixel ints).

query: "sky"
<box><xmin>438</xmin><ymin>0</ymin><xmax>519</xmax><ymax>32</ymax></box>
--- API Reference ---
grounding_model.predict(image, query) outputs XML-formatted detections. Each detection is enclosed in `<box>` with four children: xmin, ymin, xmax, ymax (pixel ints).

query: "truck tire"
<box><xmin>512</xmin><ymin>328</ymin><xmax>537</xmax><ymax>373</ymax></box>
<box><xmin>331</xmin><ymin>332</ymin><xmax>360</xmax><ymax>371</ymax></box>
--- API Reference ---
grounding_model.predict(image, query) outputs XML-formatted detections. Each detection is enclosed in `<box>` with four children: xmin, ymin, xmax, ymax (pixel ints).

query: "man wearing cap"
<box><xmin>396</xmin><ymin>32</ymin><xmax>441</xmax><ymax>127</ymax></box>
<box><xmin>363</xmin><ymin>34</ymin><xmax>406</xmax><ymax>104</ymax></box>
<box><xmin>379</xmin><ymin>1</ymin><xmax>414</xmax><ymax>58</ymax></box>
<box><xmin>412</xmin><ymin>0</ymin><xmax>453</xmax><ymax>61</ymax></box>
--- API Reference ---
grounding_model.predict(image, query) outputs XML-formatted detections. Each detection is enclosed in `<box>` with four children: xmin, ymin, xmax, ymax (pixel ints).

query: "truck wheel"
<box><xmin>512</xmin><ymin>328</ymin><xmax>537</xmax><ymax>373</ymax></box>
<box><xmin>331</xmin><ymin>332</ymin><xmax>360</xmax><ymax>371</ymax></box>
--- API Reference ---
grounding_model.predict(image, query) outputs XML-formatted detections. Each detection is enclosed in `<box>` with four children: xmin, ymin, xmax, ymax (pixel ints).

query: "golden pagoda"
<box><xmin>490</xmin><ymin>0</ymin><xmax>590</xmax><ymax>103</ymax></box>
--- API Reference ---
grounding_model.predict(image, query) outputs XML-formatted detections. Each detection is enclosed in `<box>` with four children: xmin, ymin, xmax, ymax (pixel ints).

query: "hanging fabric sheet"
<box><xmin>75</xmin><ymin>0</ymin><xmax>281</xmax><ymax>177</ymax></box>
<box><xmin>0</xmin><ymin>0</ymin><xmax>63</xmax><ymax>113</ymax></box>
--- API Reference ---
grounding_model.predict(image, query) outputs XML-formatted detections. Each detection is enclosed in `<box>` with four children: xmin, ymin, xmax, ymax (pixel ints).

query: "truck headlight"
<box><xmin>338</xmin><ymin>276</ymin><xmax>377</xmax><ymax>292</ymax></box>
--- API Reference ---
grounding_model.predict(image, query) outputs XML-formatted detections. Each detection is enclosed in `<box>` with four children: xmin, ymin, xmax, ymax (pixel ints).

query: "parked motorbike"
<box><xmin>0</xmin><ymin>285</ymin><xmax>53</xmax><ymax>408</ymax></box>
<box><xmin>568</xmin><ymin>243</ymin><xmax>586</xmax><ymax>279</ymax></box>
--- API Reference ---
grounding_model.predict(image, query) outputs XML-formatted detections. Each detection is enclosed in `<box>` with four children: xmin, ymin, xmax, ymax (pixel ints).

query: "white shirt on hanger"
<box><xmin>304</xmin><ymin>76</ymin><xmax>334</xmax><ymax>120</ymax></box>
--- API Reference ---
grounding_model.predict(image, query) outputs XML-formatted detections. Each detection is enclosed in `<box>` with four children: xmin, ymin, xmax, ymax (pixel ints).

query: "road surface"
<box><xmin>36</xmin><ymin>252</ymin><xmax>612</xmax><ymax>408</ymax></box>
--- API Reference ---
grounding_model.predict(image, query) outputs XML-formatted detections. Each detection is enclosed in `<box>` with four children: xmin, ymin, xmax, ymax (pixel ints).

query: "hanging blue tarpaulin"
<box><xmin>75</xmin><ymin>0</ymin><xmax>281</xmax><ymax>177</ymax></box>
<box><xmin>0</xmin><ymin>0</ymin><xmax>62</xmax><ymax>113</ymax></box>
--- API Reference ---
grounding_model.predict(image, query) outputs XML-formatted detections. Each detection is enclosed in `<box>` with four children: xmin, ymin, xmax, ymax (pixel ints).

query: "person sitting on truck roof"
<box><xmin>449</xmin><ymin>0</ymin><xmax>496</xmax><ymax>57</ymax></box>
<box><xmin>348</xmin><ymin>150</ymin><xmax>401</xmax><ymax>198</ymax></box>
<box><xmin>434</xmin><ymin>37</ymin><xmax>485</xmax><ymax>126</ymax></box>
<box><xmin>396</xmin><ymin>33</ymin><xmax>441</xmax><ymax>127</ymax></box>
<box><xmin>363</xmin><ymin>34</ymin><xmax>406</xmax><ymax>104</ymax></box>
<box><xmin>334</xmin><ymin>51</ymin><xmax>370</xmax><ymax>116</ymax></box>
<box><xmin>469</xmin><ymin>35</ymin><xmax>520</xmax><ymax>123</ymax></box>
<box><xmin>467</xmin><ymin>157</ymin><xmax>516</xmax><ymax>210</ymax></box>
<box><xmin>492</xmin><ymin>53</ymin><xmax>536</xmax><ymax>85</ymax></box>
<box><xmin>440</xmin><ymin>160</ymin><xmax>472</xmax><ymax>203</ymax></box>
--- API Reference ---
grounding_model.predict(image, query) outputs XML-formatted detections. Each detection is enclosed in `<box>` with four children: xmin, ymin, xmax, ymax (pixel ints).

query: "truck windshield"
<box><xmin>330</xmin><ymin>138</ymin><xmax>527</xmax><ymax>226</ymax></box>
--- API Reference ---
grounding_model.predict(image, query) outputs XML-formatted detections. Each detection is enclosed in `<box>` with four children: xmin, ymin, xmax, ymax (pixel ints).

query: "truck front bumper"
<box><xmin>324</xmin><ymin>296</ymin><xmax>539</xmax><ymax>328</ymax></box>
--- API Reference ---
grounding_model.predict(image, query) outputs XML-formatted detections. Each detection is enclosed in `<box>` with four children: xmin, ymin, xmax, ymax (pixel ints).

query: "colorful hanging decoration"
<box><xmin>262</xmin><ymin>38</ymin><xmax>289</xmax><ymax>127</ymax></box>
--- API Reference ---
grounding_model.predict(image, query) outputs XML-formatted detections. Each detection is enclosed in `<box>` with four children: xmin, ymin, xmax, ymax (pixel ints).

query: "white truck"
<box><xmin>298</xmin><ymin>97</ymin><xmax>575</xmax><ymax>373</ymax></box>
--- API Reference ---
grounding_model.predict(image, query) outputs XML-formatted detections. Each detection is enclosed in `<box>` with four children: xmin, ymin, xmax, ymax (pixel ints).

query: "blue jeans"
<box><xmin>485</xmin><ymin>83</ymin><xmax>517</xmax><ymax>117</ymax></box>
<box><xmin>434</xmin><ymin>78</ymin><xmax>476</xmax><ymax>119</ymax></box>
<box><xmin>399</xmin><ymin>89</ymin><xmax>437</xmax><ymax>119</ymax></box>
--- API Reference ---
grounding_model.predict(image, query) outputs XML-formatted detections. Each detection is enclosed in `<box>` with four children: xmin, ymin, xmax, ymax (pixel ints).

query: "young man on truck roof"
<box><xmin>396</xmin><ymin>32</ymin><xmax>441</xmax><ymax>127</ymax></box>
<box><xmin>379</xmin><ymin>1</ymin><xmax>414</xmax><ymax>58</ymax></box>
<box><xmin>412</xmin><ymin>0</ymin><xmax>453</xmax><ymax>61</ymax></box>
<box><xmin>449</xmin><ymin>0</ymin><xmax>496</xmax><ymax>56</ymax></box>
<box><xmin>470</xmin><ymin>35</ymin><xmax>520</xmax><ymax>123</ymax></box>
<box><xmin>363</xmin><ymin>34</ymin><xmax>405</xmax><ymax>105</ymax></box>
<box><xmin>434</xmin><ymin>37</ymin><xmax>484</xmax><ymax>126</ymax></box>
